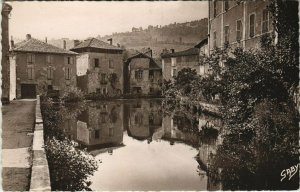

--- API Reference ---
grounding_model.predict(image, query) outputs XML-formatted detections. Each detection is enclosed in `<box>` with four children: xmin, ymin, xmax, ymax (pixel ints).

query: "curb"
<box><xmin>30</xmin><ymin>95</ymin><xmax>51</xmax><ymax>191</ymax></box>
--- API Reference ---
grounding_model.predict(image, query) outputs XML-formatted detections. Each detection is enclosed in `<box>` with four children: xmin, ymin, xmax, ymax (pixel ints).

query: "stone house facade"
<box><xmin>70</xmin><ymin>38</ymin><xmax>124</xmax><ymax>96</ymax></box>
<box><xmin>208</xmin><ymin>0</ymin><xmax>274</xmax><ymax>52</ymax></box>
<box><xmin>161</xmin><ymin>47</ymin><xmax>200</xmax><ymax>81</ymax></box>
<box><xmin>10</xmin><ymin>34</ymin><xmax>77</xmax><ymax>99</ymax></box>
<box><xmin>1</xmin><ymin>2</ymin><xmax>12</xmax><ymax>102</ymax></box>
<box><xmin>124</xmin><ymin>99</ymin><xmax>162</xmax><ymax>141</ymax></box>
<box><xmin>124</xmin><ymin>51</ymin><xmax>162</xmax><ymax>95</ymax></box>
<box><xmin>76</xmin><ymin>101</ymin><xmax>124</xmax><ymax>151</ymax></box>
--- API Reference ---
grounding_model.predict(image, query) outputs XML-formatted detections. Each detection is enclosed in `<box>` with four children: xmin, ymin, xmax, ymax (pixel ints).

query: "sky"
<box><xmin>9</xmin><ymin>1</ymin><xmax>208</xmax><ymax>40</ymax></box>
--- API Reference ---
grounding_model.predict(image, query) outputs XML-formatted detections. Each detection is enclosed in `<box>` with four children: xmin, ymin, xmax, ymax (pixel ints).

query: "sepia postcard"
<box><xmin>1</xmin><ymin>0</ymin><xmax>299</xmax><ymax>191</ymax></box>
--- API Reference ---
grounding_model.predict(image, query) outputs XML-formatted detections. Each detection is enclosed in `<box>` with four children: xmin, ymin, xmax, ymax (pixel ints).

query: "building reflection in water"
<box><xmin>59</xmin><ymin>99</ymin><xmax>224</xmax><ymax>190</ymax></box>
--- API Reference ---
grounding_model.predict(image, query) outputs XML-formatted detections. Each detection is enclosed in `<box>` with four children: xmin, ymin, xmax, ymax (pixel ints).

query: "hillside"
<box><xmin>98</xmin><ymin>18</ymin><xmax>208</xmax><ymax>58</ymax></box>
<box><xmin>13</xmin><ymin>18</ymin><xmax>208</xmax><ymax>59</ymax></box>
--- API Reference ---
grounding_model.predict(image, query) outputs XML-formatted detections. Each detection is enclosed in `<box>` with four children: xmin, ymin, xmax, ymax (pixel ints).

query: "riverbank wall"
<box><xmin>30</xmin><ymin>95</ymin><xmax>51</xmax><ymax>191</ymax></box>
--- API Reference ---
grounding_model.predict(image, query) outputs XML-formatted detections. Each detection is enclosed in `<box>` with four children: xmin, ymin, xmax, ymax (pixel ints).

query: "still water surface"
<box><xmin>60</xmin><ymin>99</ymin><xmax>219</xmax><ymax>190</ymax></box>
<box><xmin>46</xmin><ymin>98</ymin><xmax>298</xmax><ymax>191</ymax></box>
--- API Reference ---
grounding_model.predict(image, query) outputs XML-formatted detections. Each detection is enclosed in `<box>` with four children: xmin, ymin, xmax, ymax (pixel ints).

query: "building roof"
<box><xmin>161</xmin><ymin>47</ymin><xmax>199</xmax><ymax>58</ymax></box>
<box><xmin>194</xmin><ymin>38</ymin><xmax>208</xmax><ymax>49</ymax></box>
<box><xmin>126</xmin><ymin>52</ymin><xmax>161</xmax><ymax>69</ymax></box>
<box><xmin>70</xmin><ymin>38</ymin><xmax>123</xmax><ymax>51</ymax></box>
<box><xmin>12</xmin><ymin>38</ymin><xmax>77</xmax><ymax>55</ymax></box>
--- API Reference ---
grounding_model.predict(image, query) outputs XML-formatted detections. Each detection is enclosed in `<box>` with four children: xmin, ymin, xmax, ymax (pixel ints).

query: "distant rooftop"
<box><xmin>70</xmin><ymin>38</ymin><xmax>123</xmax><ymax>51</ymax></box>
<box><xmin>126</xmin><ymin>52</ymin><xmax>161</xmax><ymax>69</ymax></box>
<box><xmin>12</xmin><ymin>35</ymin><xmax>77</xmax><ymax>55</ymax></box>
<box><xmin>161</xmin><ymin>47</ymin><xmax>199</xmax><ymax>58</ymax></box>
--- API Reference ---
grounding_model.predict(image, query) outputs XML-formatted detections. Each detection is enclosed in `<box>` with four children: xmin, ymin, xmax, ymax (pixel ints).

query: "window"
<box><xmin>213</xmin><ymin>1</ymin><xmax>217</xmax><ymax>17</ymax></box>
<box><xmin>224</xmin><ymin>26</ymin><xmax>230</xmax><ymax>44</ymax></box>
<box><xmin>95</xmin><ymin>130</ymin><xmax>100</xmax><ymax>139</ymax></box>
<box><xmin>224</xmin><ymin>0</ymin><xmax>229</xmax><ymax>11</ymax></box>
<box><xmin>236</xmin><ymin>20</ymin><xmax>243</xmax><ymax>42</ymax></box>
<box><xmin>213</xmin><ymin>31</ymin><xmax>217</xmax><ymax>48</ymax></box>
<box><xmin>100</xmin><ymin>73</ymin><xmax>107</xmax><ymax>84</ymax></box>
<box><xmin>67</xmin><ymin>57</ymin><xmax>71</xmax><ymax>64</ymax></box>
<box><xmin>249</xmin><ymin>14</ymin><xmax>255</xmax><ymax>38</ymax></box>
<box><xmin>135</xmin><ymin>70</ymin><xmax>143</xmax><ymax>80</ymax></box>
<box><xmin>27</xmin><ymin>66</ymin><xmax>34</xmax><ymax>80</ymax></box>
<box><xmin>149</xmin><ymin>70</ymin><xmax>154</xmax><ymax>81</ymax></box>
<box><xmin>109</xmin><ymin>59</ymin><xmax>114</xmax><ymax>68</ymax></box>
<box><xmin>27</xmin><ymin>54</ymin><xmax>35</xmax><ymax>64</ymax></box>
<box><xmin>102</xmin><ymin>87</ymin><xmax>107</xmax><ymax>95</ymax></box>
<box><xmin>94</xmin><ymin>58</ymin><xmax>99</xmax><ymax>68</ymax></box>
<box><xmin>171</xmin><ymin>68</ymin><xmax>176</xmax><ymax>77</ymax></box>
<box><xmin>46</xmin><ymin>55</ymin><xmax>53</xmax><ymax>64</ymax></box>
<box><xmin>262</xmin><ymin>9</ymin><xmax>269</xmax><ymax>33</ymax></box>
<box><xmin>65</xmin><ymin>68</ymin><xmax>71</xmax><ymax>80</ymax></box>
<box><xmin>47</xmin><ymin>67</ymin><xmax>54</xmax><ymax>80</ymax></box>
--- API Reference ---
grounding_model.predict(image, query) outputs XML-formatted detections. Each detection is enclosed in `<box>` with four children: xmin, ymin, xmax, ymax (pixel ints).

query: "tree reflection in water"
<box><xmin>163</xmin><ymin>99</ymin><xmax>299</xmax><ymax>190</ymax></box>
<box><xmin>41</xmin><ymin>98</ymin><xmax>99</xmax><ymax>191</ymax></box>
<box><xmin>209</xmin><ymin>101</ymin><xmax>299</xmax><ymax>190</ymax></box>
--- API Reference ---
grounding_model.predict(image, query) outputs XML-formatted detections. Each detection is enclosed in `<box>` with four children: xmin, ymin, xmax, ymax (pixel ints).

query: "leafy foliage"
<box><xmin>61</xmin><ymin>86</ymin><xmax>84</xmax><ymax>102</ymax></box>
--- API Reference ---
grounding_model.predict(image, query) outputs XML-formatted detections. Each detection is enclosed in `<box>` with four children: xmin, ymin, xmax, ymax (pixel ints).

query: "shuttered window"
<box><xmin>262</xmin><ymin>9</ymin><xmax>269</xmax><ymax>33</ymax></box>
<box><xmin>65</xmin><ymin>68</ymin><xmax>71</xmax><ymax>80</ymax></box>
<box><xmin>27</xmin><ymin>54</ymin><xmax>35</xmax><ymax>64</ymax></box>
<box><xmin>249</xmin><ymin>14</ymin><xmax>255</xmax><ymax>38</ymax></box>
<box><xmin>236</xmin><ymin>20</ymin><xmax>243</xmax><ymax>42</ymax></box>
<box><xmin>47</xmin><ymin>67</ymin><xmax>54</xmax><ymax>80</ymax></box>
<box><xmin>27</xmin><ymin>66</ymin><xmax>34</xmax><ymax>80</ymax></box>
<box><xmin>224</xmin><ymin>25</ymin><xmax>230</xmax><ymax>44</ymax></box>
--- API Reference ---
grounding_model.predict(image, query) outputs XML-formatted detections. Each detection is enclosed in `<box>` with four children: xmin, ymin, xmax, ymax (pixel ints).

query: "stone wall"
<box><xmin>128</xmin><ymin>57</ymin><xmax>162</xmax><ymax>94</ymax></box>
<box><xmin>1</xmin><ymin>3</ymin><xmax>12</xmax><ymax>102</ymax></box>
<box><xmin>76</xmin><ymin>51</ymin><xmax>124</xmax><ymax>94</ymax></box>
<box><xmin>209</xmin><ymin>1</ymin><xmax>273</xmax><ymax>52</ymax></box>
<box><xmin>13</xmin><ymin>52</ymin><xmax>77</xmax><ymax>98</ymax></box>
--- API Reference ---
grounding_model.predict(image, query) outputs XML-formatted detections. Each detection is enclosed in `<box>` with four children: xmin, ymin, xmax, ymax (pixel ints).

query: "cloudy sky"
<box><xmin>9</xmin><ymin>1</ymin><xmax>208</xmax><ymax>40</ymax></box>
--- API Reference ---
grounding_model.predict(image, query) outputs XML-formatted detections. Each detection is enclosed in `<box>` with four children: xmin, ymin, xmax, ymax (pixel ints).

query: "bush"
<box><xmin>45</xmin><ymin>138</ymin><xmax>98</xmax><ymax>191</ymax></box>
<box><xmin>61</xmin><ymin>86</ymin><xmax>84</xmax><ymax>102</ymax></box>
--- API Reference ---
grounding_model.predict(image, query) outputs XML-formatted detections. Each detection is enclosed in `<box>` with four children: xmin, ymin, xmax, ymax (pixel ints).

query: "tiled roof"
<box><xmin>12</xmin><ymin>38</ymin><xmax>77</xmax><ymax>55</ymax></box>
<box><xmin>161</xmin><ymin>47</ymin><xmax>199</xmax><ymax>58</ymax></box>
<box><xmin>126</xmin><ymin>52</ymin><xmax>161</xmax><ymax>69</ymax></box>
<box><xmin>70</xmin><ymin>38</ymin><xmax>123</xmax><ymax>51</ymax></box>
<box><xmin>194</xmin><ymin>38</ymin><xmax>208</xmax><ymax>48</ymax></box>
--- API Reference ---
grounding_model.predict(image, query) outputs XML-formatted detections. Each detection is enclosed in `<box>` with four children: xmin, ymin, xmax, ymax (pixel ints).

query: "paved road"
<box><xmin>2</xmin><ymin>99</ymin><xmax>36</xmax><ymax>191</ymax></box>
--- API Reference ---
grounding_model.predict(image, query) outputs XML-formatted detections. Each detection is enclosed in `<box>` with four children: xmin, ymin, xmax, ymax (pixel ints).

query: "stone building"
<box><xmin>208</xmin><ymin>0</ymin><xmax>274</xmax><ymax>52</ymax></box>
<box><xmin>194</xmin><ymin>38</ymin><xmax>209</xmax><ymax>76</ymax></box>
<box><xmin>124</xmin><ymin>50</ymin><xmax>162</xmax><ymax>95</ymax></box>
<box><xmin>1</xmin><ymin>2</ymin><xmax>12</xmax><ymax>102</ymax></box>
<box><xmin>76</xmin><ymin>101</ymin><xmax>124</xmax><ymax>151</ymax></box>
<box><xmin>70</xmin><ymin>38</ymin><xmax>124</xmax><ymax>95</ymax></box>
<box><xmin>124</xmin><ymin>99</ymin><xmax>162</xmax><ymax>142</ymax></box>
<box><xmin>10</xmin><ymin>34</ymin><xmax>77</xmax><ymax>99</ymax></box>
<box><xmin>161</xmin><ymin>47</ymin><xmax>200</xmax><ymax>81</ymax></box>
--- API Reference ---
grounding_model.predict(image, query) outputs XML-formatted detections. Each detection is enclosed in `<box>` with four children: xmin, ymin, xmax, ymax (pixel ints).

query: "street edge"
<box><xmin>29</xmin><ymin>95</ymin><xmax>51</xmax><ymax>191</ymax></box>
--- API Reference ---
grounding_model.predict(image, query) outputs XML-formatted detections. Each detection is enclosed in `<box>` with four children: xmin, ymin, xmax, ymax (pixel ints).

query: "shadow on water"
<box><xmin>41</xmin><ymin>98</ymin><xmax>299</xmax><ymax>191</ymax></box>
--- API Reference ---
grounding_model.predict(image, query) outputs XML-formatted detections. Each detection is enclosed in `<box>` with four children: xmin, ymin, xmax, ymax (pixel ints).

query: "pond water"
<box><xmin>42</xmin><ymin>98</ymin><xmax>299</xmax><ymax>191</ymax></box>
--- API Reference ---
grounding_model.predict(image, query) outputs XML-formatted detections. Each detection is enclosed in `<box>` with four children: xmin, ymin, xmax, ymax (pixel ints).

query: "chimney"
<box><xmin>145</xmin><ymin>47</ymin><xmax>152</xmax><ymax>57</ymax></box>
<box><xmin>45</xmin><ymin>37</ymin><xmax>47</xmax><ymax>43</ymax></box>
<box><xmin>26</xmin><ymin>34</ymin><xmax>31</xmax><ymax>40</ymax></box>
<box><xmin>10</xmin><ymin>36</ymin><xmax>14</xmax><ymax>49</ymax></box>
<box><xmin>107</xmin><ymin>38</ymin><xmax>112</xmax><ymax>45</ymax></box>
<box><xmin>171</xmin><ymin>49</ymin><xmax>175</xmax><ymax>53</ymax></box>
<box><xmin>74</xmin><ymin>40</ymin><xmax>80</xmax><ymax>47</ymax></box>
<box><xmin>63</xmin><ymin>40</ymin><xmax>66</xmax><ymax>50</ymax></box>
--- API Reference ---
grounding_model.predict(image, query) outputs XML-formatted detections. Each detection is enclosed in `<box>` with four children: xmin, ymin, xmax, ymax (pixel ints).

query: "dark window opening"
<box><xmin>95</xmin><ymin>130</ymin><xmax>100</xmax><ymax>139</ymax></box>
<box><xmin>249</xmin><ymin>14</ymin><xmax>255</xmax><ymax>38</ymax></box>
<box><xmin>224</xmin><ymin>0</ymin><xmax>229</xmax><ymax>11</ymax></box>
<box><xmin>95</xmin><ymin>58</ymin><xmax>99</xmax><ymax>68</ymax></box>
